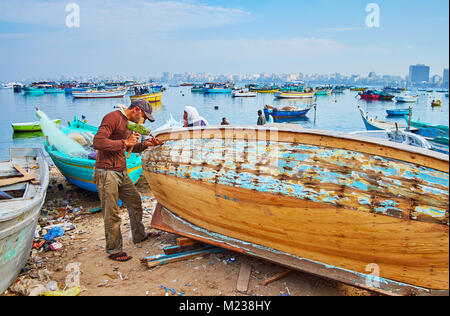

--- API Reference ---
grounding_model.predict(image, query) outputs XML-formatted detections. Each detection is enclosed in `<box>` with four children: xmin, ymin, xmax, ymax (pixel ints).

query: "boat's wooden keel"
<box><xmin>151</xmin><ymin>203</ymin><xmax>448</xmax><ymax>296</ymax></box>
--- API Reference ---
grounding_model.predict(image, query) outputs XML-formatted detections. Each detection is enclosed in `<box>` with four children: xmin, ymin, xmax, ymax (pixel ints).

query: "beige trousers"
<box><xmin>93</xmin><ymin>168</ymin><xmax>147</xmax><ymax>255</ymax></box>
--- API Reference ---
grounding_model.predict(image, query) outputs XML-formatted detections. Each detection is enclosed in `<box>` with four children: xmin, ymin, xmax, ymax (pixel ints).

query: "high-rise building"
<box><xmin>409</xmin><ymin>64</ymin><xmax>430</xmax><ymax>84</ymax></box>
<box><xmin>443</xmin><ymin>68</ymin><xmax>449</xmax><ymax>86</ymax></box>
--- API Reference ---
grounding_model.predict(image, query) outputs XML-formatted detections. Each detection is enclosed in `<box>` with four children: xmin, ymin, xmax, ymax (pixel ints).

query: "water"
<box><xmin>1</xmin><ymin>87</ymin><xmax>448</xmax><ymax>161</ymax></box>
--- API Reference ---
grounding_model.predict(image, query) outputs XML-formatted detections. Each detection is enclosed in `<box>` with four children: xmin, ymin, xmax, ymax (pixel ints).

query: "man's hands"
<box><xmin>125</xmin><ymin>132</ymin><xmax>140</xmax><ymax>147</ymax></box>
<box><xmin>144</xmin><ymin>136</ymin><xmax>164</xmax><ymax>148</ymax></box>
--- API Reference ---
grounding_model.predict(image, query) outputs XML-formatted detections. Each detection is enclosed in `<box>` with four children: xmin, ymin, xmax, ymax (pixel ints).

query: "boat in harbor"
<box><xmin>350</xmin><ymin>87</ymin><xmax>367</xmax><ymax>92</ymax></box>
<box><xmin>191</xmin><ymin>85</ymin><xmax>205</xmax><ymax>93</ymax></box>
<box><xmin>12</xmin><ymin>119</ymin><xmax>61</xmax><ymax>132</ymax></box>
<box><xmin>22</xmin><ymin>86</ymin><xmax>45</xmax><ymax>96</ymax></box>
<box><xmin>264</xmin><ymin>104</ymin><xmax>315</xmax><ymax>120</ymax></box>
<box><xmin>250</xmin><ymin>85</ymin><xmax>280</xmax><ymax>93</ymax></box>
<box><xmin>395</xmin><ymin>95</ymin><xmax>418</xmax><ymax>103</ymax></box>
<box><xmin>72</xmin><ymin>87</ymin><xmax>128</xmax><ymax>99</ymax></box>
<box><xmin>358</xmin><ymin>106</ymin><xmax>414</xmax><ymax>131</ymax></box>
<box><xmin>314</xmin><ymin>87</ymin><xmax>332</xmax><ymax>95</ymax></box>
<box><xmin>386</xmin><ymin>108</ymin><xmax>410</xmax><ymax>116</ymax></box>
<box><xmin>358</xmin><ymin>90</ymin><xmax>380</xmax><ymax>100</ymax></box>
<box><xmin>42</xmin><ymin>116</ymin><xmax>142</xmax><ymax>192</ymax></box>
<box><xmin>274</xmin><ymin>90</ymin><xmax>316</xmax><ymax>99</ymax></box>
<box><xmin>142</xmin><ymin>125</ymin><xmax>449</xmax><ymax>296</ymax></box>
<box><xmin>44</xmin><ymin>87</ymin><xmax>65</xmax><ymax>94</ymax></box>
<box><xmin>203</xmin><ymin>83</ymin><xmax>233</xmax><ymax>94</ymax></box>
<box><xmin>431</xmin><ymin>100</ymin><xmax>442</xmax><ymax>107</ymax></box>
<box><xmin>231</xmin><ymin>89</ymin><xmax>257</xmax><ymax>97</ymax></box>
<box><xmin>0</xmin><ymin>148</ymin><xmax>49</xmax><ymax>293</ymax></box>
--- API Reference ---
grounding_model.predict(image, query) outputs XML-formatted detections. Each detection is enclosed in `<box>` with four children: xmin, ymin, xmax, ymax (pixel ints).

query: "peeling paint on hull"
<box><xmin>142</xmin><ymin>127</ymin><xmax>449</xmax><ymax>291</ymax></box>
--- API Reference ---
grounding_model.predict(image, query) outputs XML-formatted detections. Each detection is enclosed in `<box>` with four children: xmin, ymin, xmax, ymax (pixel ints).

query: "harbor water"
<box><xmin>0</xmin><ymin>87</ymin><xmax>448</xmax><ymax>161</ymax></box>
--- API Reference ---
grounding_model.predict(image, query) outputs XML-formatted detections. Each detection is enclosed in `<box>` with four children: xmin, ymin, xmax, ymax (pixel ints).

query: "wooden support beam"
<box><xmin>260</xmin><ymin>269</ymin><xmax>293</xmax><ymax>286</ymax></box>
<box><xmin>163</xmin><ymin>243</ymin><xmax>207</xmax><ymax>256</ymax></box>
<box><xmin>142</xmin><ymin>246</ymin><xmax>224</xmax><ymax>269</ymax></box>
<box><xmin>236</xmin><ymin>263</ymin><xmax>252</xmax><ymax>293</ymax></box>
<box><xmin>176</xmin><ymin>237</ymin><xmax>200</xmax><ymax>247</ymax></box>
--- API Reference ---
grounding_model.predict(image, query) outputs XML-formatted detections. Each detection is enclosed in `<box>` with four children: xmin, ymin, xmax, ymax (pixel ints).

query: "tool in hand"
<box><xmin>126</xmin><ymin>117</ymin><xmax>144</xmax><ymax>159</ymax></box>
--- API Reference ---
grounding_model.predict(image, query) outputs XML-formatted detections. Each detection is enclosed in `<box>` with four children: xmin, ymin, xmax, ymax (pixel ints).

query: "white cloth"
<box><xmin>184</xmin><ymin>106</ymin><xmax>209</xmax><ymax>126</ymax></box>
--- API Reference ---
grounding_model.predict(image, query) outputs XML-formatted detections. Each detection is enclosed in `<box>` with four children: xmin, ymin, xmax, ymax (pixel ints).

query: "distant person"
<box><xmin>183</xmin><ymin>106</ymin><xmax>209</xmax><ymax>127</ymax></box>
<box><xmin>257</xmin><ymin>110</ymin><xmax>266</xmax><ymax>126</ymax></box>
<box><xmin>221</xmin><ymin>117</ymin><xmax>230</xmax><ymax>125</ymax></box>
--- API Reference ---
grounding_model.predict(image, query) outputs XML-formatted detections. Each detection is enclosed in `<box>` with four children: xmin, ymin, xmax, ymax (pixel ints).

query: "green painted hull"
<box><xmin>12</xmin><ymin>119</ymin><xmax>61</xmax><ymax>132</ymax></box>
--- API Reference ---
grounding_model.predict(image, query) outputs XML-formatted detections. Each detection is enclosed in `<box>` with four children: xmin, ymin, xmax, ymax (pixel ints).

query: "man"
<box><xmin>93</xmin><ymin>99</ymin><xmax>163</xmax><ymax>262</ymax></box>
<box><xmin>220</xmin><ymin>117</ymin><xmax>230</xmax><ymax>125</ymax></box>
<box><xmin>257</xmin><ymin>110</ymin><xmax>266</xmax><ymax>126</ymax></box>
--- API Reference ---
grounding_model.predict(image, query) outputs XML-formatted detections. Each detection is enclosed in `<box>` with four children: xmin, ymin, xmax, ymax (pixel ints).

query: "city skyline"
<box><xmin>0</xmin><ymin>0</ymin><xmax>448</xmax><ymax>81</ymax></box>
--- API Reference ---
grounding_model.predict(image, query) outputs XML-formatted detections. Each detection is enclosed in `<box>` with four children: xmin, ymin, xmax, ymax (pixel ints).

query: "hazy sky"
<box><xmin>0</xmin><ymin>0</ymin><xmax>448</xmax><ymax>81</ymax></box>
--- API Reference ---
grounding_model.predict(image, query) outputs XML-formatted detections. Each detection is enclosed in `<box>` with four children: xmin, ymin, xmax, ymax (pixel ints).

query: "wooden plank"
<box><xmin>143</xmin><ymin>247</ymin><xmax>224</xmax><ymax>269</ymax></box>
<box><xmin>0</xmin><ymin>174</ymin><xmax>35</xmax><ymax>187</ymax></box>
<box><xmin>236</xmin><ymin>263</ymin><xmax>252</xmax><ymax>292</ymax></box>
<box><xmin>260</xmin><ymin>269</ymin><xmax>293</xmax><ymax>286</ymax></box>
<box><xmin>163</xmin><ymin>243</ymin><xmax>206</xmax><ymax>255</ymax></box>
<box><xmin>176</xmin><ymin>237</ymin><xmax>200</xmax><ymax>247</ymax></box>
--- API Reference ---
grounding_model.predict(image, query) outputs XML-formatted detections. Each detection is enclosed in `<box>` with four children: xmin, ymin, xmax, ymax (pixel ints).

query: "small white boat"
<box><xmin>395</xmin><ymin>95</ymin><xmax>419</xmax><ymax>103</ymax></box>
<box><xmin>350</xmin><ymin>130</ymin><xmax>432</xmax><ymax>150</ymax></box>
<box><xmin>231</xmin><ymin>89</ymin><xmax>257</xmax><ymax>97</ymax></box>
<box><xmin>0</xmin><ymin>148</ymin><xmax>49</xmax><ymax>293</ymax></box>
<box><xmin>72</xmin><ymin>87</ymin><xmax>128</xmax><ymax>99</ymax></box>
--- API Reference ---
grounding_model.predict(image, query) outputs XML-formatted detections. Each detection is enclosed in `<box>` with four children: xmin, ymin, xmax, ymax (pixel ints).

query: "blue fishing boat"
<box><xmin>358</xmin><ymin>106</ymin><xmax>412</xmax><ymax>131</ymax></box>
<box><xmin>264</xmin><ymin>104</ymin><xmax>315</xmax><ymax>121</ymax></box>
<box><xmin>43</xmin><ymin>116</ymin><xmax>142</xmax><ymax>192</ymax></box>
<box><xmin>386</xmin><ymin>108</ymin><xmax>410</xmax><ymax>116</ymax></box>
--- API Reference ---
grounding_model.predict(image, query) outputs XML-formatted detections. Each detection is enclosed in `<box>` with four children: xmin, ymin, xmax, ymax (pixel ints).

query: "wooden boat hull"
<box><xmin>0</xmin><ymin>148</ymin><xmax>49</xmax><ymax>293</ymax></box>
<box><xmin>395</xmin><ymin>96</ymin><xmax>418</xmax><ymax>103</ymax></box>
<box><xmin>142</xmin><ymin>126</ymin><xmax>449</xmax><ymax>294</ymax></box>
<box><xmin>45</xmin><ymin>118</ymin><xmax>142</xmax><ymax>192</ymax></box>
<box><xmin>12</xmin><ymin>119</ymin><xmax>61</xmax><ymax>132</ymax></box>
<box><xmin>130</xmin><ymin>92</ymin><xmax>163</xmax><ymax>103</ymax></box>
<box><xmin>264</xmin><ymin>105</ymin><xmax>314</xmax><ymax>120</ymax></box>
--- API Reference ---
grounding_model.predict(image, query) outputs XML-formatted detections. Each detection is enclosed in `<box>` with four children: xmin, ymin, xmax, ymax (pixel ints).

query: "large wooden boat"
<box><xmin>142</xmin><ymin>125</ymin><xmax>448</xmax><ymax>295</ymax></box>
<box><xmin>0</xmin><ymin>148</ymin><xmax>49</xmax><ymax>293</ymax></box>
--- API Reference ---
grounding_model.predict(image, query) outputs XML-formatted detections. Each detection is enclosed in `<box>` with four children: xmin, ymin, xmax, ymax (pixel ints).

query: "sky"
<box><xmin>0</xmin><ymin>0</ymin><xmax>448</xmax><ymax>81</ymax></box>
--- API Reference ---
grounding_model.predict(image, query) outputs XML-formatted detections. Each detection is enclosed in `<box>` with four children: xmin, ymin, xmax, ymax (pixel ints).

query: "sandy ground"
<box><xmin>3</xmin><ymin>166</ymin><xmax>375</xmax><ymax>297</ymax></box>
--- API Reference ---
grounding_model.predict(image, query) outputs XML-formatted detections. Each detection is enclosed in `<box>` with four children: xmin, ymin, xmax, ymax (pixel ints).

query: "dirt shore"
<box><xmin>3</xmin><ymin>166</ymin><xmax>375</xmax><ymax>296</ymax></box>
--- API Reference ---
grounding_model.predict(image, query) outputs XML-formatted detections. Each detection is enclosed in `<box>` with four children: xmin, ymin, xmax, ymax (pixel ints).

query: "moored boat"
<box><xmin>0</xmin><ymin>148</ymin><xmax>50</xmax><ymax>293</ymax></box>
<box><xmin>42</xmin><ymin>116</ymin><xmax>142</xmax><ymax>192</ymax></box>
<box><xmin>142</xmin><ymin>125</ymin><xmax>449</xmax><ymax>295</ymax></box>
<box><xmin>12</xmin><ymin>119</ymin><xmax>61</xmax><ymax>132</ymax></box>
<box><xmin>386</xmin><ymin>108</ymin><xmax>410</xmax><ymax>116</ymax></box>
<box><xmin>72</xmin><ymin>87</ymin><xmax>128</xmax><ymax>99</ymax></box>
<box><xmin>130</xmin><ymin>91</ymin><xmax>163</xmax><ymax>103</ymax></box>
<box><xmin>350</xmin><ymin>129</ymin><xmax>432</xmax><ymax>151</ymax></box>
<box><xmin>264</xmin><ymin>104</ymin><xmax>315</xmax><ymax>120</ymax></box>
<box><xmin>358</xmin><ymin>106</ymin><xmax>413</xmax><ymax>131</ymax></box>
<box><xmin>231</xmin><ymin>89</ymin><xmax>257</xmax><ymax>97</ymax></box>
<box><xmin>395</xmin><ymin>95</ymin><xmax>418</xmax><ymax>103</ymax></box>
<box><xmin>22</xmin><ymin>86</ymin><xmax>45</xmax><ymax>96</ymax></box>
<box><xmin>274</xmin><ymin>90</ymin><xmax>316</xmax><ymax>99</ymax></box>
<box><xmin>431</xmin><ymin>100</ymin><xmax>442</xmax><ymax>107</ymax></box>
<box><xmin>358</xmin><ymin>90</ymin><xmax>380</xmax><ymax>100</ymax></box>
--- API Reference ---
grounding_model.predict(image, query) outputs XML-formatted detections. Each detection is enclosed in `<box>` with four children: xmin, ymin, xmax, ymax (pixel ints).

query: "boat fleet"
<box><xmin>2</xmin><ymin>78</ymin><xmax>449</xmax><ymax>296</ymax></box>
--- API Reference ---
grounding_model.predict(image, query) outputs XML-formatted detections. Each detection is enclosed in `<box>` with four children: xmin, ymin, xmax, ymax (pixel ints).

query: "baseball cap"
<box><xmin>131</xmin><ymin>99</ymin><xmax>155</xmax><ymax>122</ymax></box>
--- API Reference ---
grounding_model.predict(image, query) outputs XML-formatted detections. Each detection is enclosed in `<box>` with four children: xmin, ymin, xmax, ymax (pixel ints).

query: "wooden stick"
<box><xmin>259</xmin><ymin>269</ymin><xmax>293</xmax><ymax>286</ymax></box>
